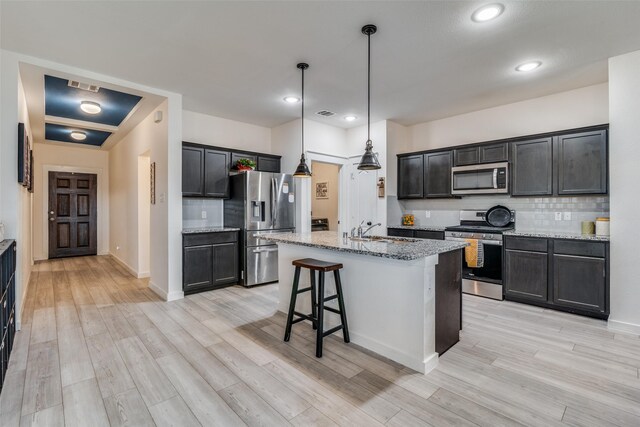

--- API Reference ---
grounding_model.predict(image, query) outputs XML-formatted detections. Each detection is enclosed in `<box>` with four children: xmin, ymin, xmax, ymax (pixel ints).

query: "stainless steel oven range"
<box><xmin>445</xmin><ymin>207</ymin><xmax>515</xmax><ymax>300</ymax></box>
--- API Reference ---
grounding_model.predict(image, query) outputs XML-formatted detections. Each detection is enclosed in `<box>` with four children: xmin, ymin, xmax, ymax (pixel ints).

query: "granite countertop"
<box><xmin>387</xmin><ymin>225</ymin><xmax>448</xmax><ymax>232</ymax></box>
<box><xmin>504</xmin><ymin>230</ymin><xmax>610</xmax><ymax>242</ymax></box>
<box><xmin>261</xmin><ymin>231</ymin><xmax>467</xmax><ymax>261</ymax></box>
<box><xmin>182</xmin><ymin>227</ymin><xmax>241</xmax><ymax>234</ymax></box>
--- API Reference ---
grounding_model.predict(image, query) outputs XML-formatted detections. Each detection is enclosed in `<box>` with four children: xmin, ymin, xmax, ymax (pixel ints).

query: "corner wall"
<box><xmin>608</xmin><ymin>50</ymin><xmax>640</xmax><ymax>333</ymax></box>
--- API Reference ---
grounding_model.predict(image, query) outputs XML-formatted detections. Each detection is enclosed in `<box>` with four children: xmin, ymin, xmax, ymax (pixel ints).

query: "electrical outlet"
<box><xmin>116</xmin><ymin>245</ymin><xmax>121</xmax><ymax>251</ymax></box>
<box><xmin>563</xmin><ymin>212</ymin><xmax>572</xmax><ymax>221</ymax></box>
<box><xmin>425</xmin><ymin>211</ymin><xmax>431</xmax><ymax>218</ymax></box>
<box><xmin>554</xmin><ymin>212</ymin><xmax>562</xmax><ymax>221</ymax></box>
<box><xmin>201</xmin><ymin>210</ymin><xmax>207</xmax><ymax>219</ymax></box>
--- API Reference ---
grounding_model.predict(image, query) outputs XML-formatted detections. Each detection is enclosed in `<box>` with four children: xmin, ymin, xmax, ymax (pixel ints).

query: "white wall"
<box><xmin>183</xmin><ymin>110</ymin><xmax>272</xmax><ymax>153</ymax></box>
<box><xmin>311</xmin><ymin>161</ymin><xmax>340</xmax><ymax>230</ymax></box>
<box><xmin>138</xmin><ymin>154</ymin><xmax>151</xmax><ymax>277</ymax></box>
<box><xmin>408</xmin><ymin>83</ymin><xmax>609</xmax><ymax>152</ymax></box>
<box><xmin>608</xmin><ymin>50</ymin><xmax>640</xmax><ymax>334</ymax></box>
<box><xmin>32</xmin><ymin>143</ymin><xmax>110</xmax><ymax>260</ymax></box>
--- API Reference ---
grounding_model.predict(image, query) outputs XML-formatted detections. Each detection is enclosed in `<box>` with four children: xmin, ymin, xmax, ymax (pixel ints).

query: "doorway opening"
<box><xmin>137</xmin><ymin>152</ymin><xmax>151</xmax><ymax>278</ymax></box>
<box><xmin>48</xmin><ymin>171</ymin><xmax>97</xmax><ymax>258</ymax></box>
<box><xmin>311</xmin><ymin>161</ymin><xmax>341</xmax><ymax>231</ymax></box>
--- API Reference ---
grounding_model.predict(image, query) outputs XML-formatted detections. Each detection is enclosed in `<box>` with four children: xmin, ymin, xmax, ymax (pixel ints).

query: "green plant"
<box><xmin>236</xmin><ymin>158</ymin><xmax>256</xmax><ymax>169</ymax></box>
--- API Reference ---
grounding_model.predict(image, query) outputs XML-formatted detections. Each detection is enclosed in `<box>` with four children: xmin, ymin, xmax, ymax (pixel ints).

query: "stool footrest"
<box><xmin>323</xmin><ymin>325</ymin><xmax>343</xmax><ymax>337</ymax></box>
<box><xmin>323</xmin><ymin>306</ymin><xmax>341</xmax><ymax>315</ymax></box>
<box><xmin>324</xmin><ymin>294</ymin><xmax>338</xmax><ymax>302</ymax></box>
<box><xmin>292</xmin><ymin>311</ymin><xmax>314</xmax><ymax>324</ymax></box>
<box><xmin>296</xmin><ymin>287</ymin><xmax>312</xmax><ymax>294</ymax></box>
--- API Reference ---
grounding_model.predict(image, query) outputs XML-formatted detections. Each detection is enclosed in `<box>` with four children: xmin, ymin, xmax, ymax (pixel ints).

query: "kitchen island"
<box><xmin>262</xmin><ymin>231</ymin><xmax>466</xmax><ymax>374</ymax></box>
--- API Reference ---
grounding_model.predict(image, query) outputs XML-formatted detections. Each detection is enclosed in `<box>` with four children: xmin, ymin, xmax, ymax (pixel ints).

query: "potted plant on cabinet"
<box><xmin>236</xmin><ymin>158</ymin><xmax>256</xmax><ymax>171</ymax></box>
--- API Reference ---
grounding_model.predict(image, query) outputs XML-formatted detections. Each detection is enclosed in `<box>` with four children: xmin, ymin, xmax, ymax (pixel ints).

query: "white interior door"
<box><xmin>347</xmin><ymin>157</ymin><xmax>380</xmax><ymax>234</ymax></box>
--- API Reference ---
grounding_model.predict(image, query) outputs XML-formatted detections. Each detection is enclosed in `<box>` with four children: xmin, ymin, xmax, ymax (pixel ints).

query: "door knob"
<box><xmin>49</xmin><ymin>210</ymin><xmax>54</xmax><ymax>215</ymax></box>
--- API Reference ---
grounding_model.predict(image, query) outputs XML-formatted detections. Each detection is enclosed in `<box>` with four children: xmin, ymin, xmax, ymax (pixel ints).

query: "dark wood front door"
<box><xmin>48</xmin><ymin>172</ymin><xmax>97</xmax><ymax>258</ymax></box>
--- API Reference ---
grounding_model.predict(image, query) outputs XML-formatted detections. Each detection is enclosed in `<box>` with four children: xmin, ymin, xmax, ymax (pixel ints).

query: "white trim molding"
<box><xmin>608</xmin><ymin>319</ymin><xmax>640</xmax><ymax>335</ymax></box>
<box><xmin>148</xmin><ymin>280</ymin><xmax>184</xmax><ymax>302</ymax></box>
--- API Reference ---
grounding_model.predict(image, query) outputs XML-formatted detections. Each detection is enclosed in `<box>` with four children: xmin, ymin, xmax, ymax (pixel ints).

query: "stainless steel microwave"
<box><xmin>451</xmin><ymin>162</ymin><xmax>508</xmax><ymax>195</ymax></box>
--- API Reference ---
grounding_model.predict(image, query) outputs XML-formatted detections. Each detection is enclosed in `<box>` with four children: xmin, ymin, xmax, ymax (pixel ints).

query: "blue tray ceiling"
<box><xmin>45</xmin><ymin>123</ymin><xmax>112</xmax><ymax>147</ymax></box>
<box><xmin>44</xmin><ymin>75</ymin><xmax>142</xmax><ymax>127</ymax></box>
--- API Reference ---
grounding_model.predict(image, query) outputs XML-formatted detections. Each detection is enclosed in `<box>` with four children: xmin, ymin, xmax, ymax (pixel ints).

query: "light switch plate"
<box><xmin>563</xmin><ymin>212</ymin><xmax>571</xmax><ymax>221</ymax></box>
<box><xmin>201</xmin><ymin>210</ymin><xmax>207</xmax><ymax>219</ymax></box>
<box><xmin>554</xmin><ymin>212</ymin><xmax>562</xmax><ymax>221</ymax></box>
<box><xmin>425</xmin><ymin>211</ymin><xmax>431</xmax><ymax>218</ymax></box>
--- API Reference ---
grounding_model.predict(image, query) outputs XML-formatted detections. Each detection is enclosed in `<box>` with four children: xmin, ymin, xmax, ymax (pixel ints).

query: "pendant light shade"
<box><xmin>358</xmin><ymin>24</ymin><xmax>381</xmax><ymax>171</ymax></box>
<box><xmin>293</xmin><ymin>62</ymin><xmax>312</xmax><ymax>178</ymax></box>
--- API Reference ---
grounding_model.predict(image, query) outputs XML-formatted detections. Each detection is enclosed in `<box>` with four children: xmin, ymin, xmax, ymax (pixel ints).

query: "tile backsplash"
<box><xmin>183</xmin><ymin>198</ymin><xmax>224</xmax><ymax>229</ymax></box>
<box><xmin>388</xmin><ymin>195</ymin><xmax>609</xmax><ymax>234</ymax></box>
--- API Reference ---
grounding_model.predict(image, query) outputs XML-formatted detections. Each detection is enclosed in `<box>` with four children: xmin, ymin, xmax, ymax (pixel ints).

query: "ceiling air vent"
<box><xmin>68</xmin><ymin>80</ymin><xmax>100</xmax><ymax>93</ymax></box>
<box><xmin>316</xmin><ymin>110</ymin><xmax>336</xmax><ymax>117</ymax></box>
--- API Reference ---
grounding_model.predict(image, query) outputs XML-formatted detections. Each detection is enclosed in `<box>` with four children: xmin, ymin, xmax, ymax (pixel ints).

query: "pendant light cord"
<box><xmin>301</xmin><ymin>65</ymin><xmax>305</xmax><ymax>154</ymax></box>
<box><xmin>367</xmin><ymin>30</ymin><xmax>371</xmax><ymax>143</ymax></box>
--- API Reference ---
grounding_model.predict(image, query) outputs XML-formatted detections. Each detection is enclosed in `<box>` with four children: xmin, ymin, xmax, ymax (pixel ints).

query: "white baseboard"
<box><xmin>148</xmin><ymin>280</ymin><xmax>184</xmax><ymax>302</ymax></box>
<box><xmin>607</xmin><ymin>318</ymin><xmax>640</xmax><ymax>335</ymax></box>
<box><xmin>137</xmin><ymin>271</ymin><xmax>150</xmax><ymax>279</ymax></box>
<box><xmin>109</xmin><ymin>252</ymin><xmax>141</xmax><ymax>278</ymax></box>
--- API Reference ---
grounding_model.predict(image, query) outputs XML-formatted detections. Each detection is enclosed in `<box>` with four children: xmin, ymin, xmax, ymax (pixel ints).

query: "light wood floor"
<box><xmin>1</xmin><ymin>256</ymin><xmax>640</xmax><ymax>426</ymax></box>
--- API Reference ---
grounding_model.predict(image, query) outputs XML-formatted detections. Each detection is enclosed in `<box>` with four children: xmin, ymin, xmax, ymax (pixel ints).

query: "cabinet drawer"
<box><xmin>183</xmin><ymin>231</ymin><xmax>238</xmax><ymax>247</ymax></box>
<box><xmin>504</xmin><ymin>236</ymin><xmax>548</xmax><ymax>252</ymax></box>
<box><xmin>387</xmin><ymin>228</ymin><xmax>415</xmax><ymax>238</ymax></box>
<box><xmin>553</xmin><ymin>240</ymin><xmax>605</xmax><ymax>258</ymax></box>
<box><xmin>415</xmin><ymin>230</ymin><xmax>445</xmax><ymax>240</ymax></box>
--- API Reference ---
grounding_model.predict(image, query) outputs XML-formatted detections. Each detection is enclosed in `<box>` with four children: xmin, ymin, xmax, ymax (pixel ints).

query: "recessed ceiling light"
<box><xmin>344</xmin><ymin>115</ymin><xmax>358</xmax><ymax>122</ymax></box>
<box><xmin>80</xmin><ymin>100</ymin><xmax>101</xmax><ymax>114</ymax></box>
<box><xmin>515</xmin><ymin>61</ymin><xmax>542</xmax><ymax>72</ymax></box>
<box><xmin>70</xmin><ymin>131</ymin><xmax>87</xmax><ymax>141</ymax></box>
<box><xmin>471</xmin><ymin>3</ymin><xmax>504</xmax><ymax>22</ymax></box>
<box><xmin>283</xmin><ymin>96</ymin><xmax>300</xmax><ymax>104</ymax></box>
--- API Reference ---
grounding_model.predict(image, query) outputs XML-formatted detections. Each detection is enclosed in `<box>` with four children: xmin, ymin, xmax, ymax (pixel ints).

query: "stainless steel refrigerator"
<box><xmin>224</xmin><ymin>171</ymin><xmax>296</xmax><ymax>287</ymax></box>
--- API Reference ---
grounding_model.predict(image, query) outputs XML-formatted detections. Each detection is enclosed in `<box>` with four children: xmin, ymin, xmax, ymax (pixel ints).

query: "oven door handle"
<box><xmin>446</xmin><ymin>237</ymin><xmax>503</xmax><ymax>246</ymax></box>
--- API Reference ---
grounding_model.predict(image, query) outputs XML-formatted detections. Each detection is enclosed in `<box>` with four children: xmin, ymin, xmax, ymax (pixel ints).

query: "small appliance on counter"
<box><xmin>311</xmin><ymin>217</ymin><xmax>329</xmax><ymax>232</ymax></box>
<box><xmin>444</xmin><ymin>205</ymin><xmax>515</xmax><ymax>300</ymax></box>
<box><xmin>401</xmin><ymin>214</ymin><xmax>415</xmax><ymax>226</ymax></box>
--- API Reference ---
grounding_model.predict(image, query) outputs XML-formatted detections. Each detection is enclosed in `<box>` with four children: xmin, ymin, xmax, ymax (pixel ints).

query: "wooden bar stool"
<box><xmin>284</xmin><ymin>258</ymin><xmax>350</xmax><ymax>357</ymax></box>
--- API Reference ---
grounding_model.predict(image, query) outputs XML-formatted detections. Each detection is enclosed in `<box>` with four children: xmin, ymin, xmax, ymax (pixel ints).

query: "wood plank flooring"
<box><xmin>2</xmin><ymin>255</ymin><xmax>640</xmax><ymax>426</ymax></box>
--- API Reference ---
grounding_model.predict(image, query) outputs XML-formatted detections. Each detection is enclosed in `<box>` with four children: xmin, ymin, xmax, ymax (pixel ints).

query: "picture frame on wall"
<box><xmin>315</xmin><ymin>181</ymin><xmax>329</xmax><ymax>199</ymax></box>
<box><xmin>28</xmin><ymin>151</ymin><xmax>34</xmax><ymax>193</ymax></box>
<box><xmin>17</xmin><ymin>123</ymin><xmax>27</xmax><ymax>184</ymax></box>
<box><xmin>150</xmin><ymin>162</ymin><xmax>156</xmax><ymax>205</ymax></box>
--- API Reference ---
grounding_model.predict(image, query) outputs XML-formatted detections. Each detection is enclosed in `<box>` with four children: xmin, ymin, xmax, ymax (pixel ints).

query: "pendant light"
<box><xmin>357</xmin><ymin>24</ymin><xmax>381</xmax><ymax>171</ymax></box>
<box><xmin>293</xmin><ymin>62</ymin><xmax>312</xmax><ymax>178</ymax></box>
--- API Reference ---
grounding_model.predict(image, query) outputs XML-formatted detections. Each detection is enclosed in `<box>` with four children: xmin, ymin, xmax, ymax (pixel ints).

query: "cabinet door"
<box><xmin>556</xmin><ymin>130</ymin><xmax>607</xmax><ymax>195</ymax></box>
<box><xmin>511</xmin><ymin>137</ymin><xmax>553</xmax><ymax>196</ymax></box>
<box><xmin>213</xmin><ymin>242</ymin><xmax>239</xmax><ymax>286</ymax></box>
<box><xmin>257</xmin><ymin>156</ymin><xmax>281</xmax><ymax>173</ymax></box>
<box><xmin>204</xmin><ymin>149</ymin><xmax>230</xmax><ymax>198</ymax></box>
<box><xmin>231</xmin><ymin>152</ymin><xmax>258</xmax><ymax>170</ymax></box>
<box><xmin>183</xmin><ymin>245</ymin><xmax>213</xmax><ymax>292</ymax></box>
<box><xmin>553</xmin><ymin>254</ymin><xmax>605</xmax><ymax>313</ymax></box>
<box><xmin>387</xmin><ymin>228</ymin><xmax>415</xmax><ymax>238</ymax></box>
<box><xmin>414</xmin><ymin>230</ymin><xmax>445</xmax><ymax>240</ymax></box>
<box><xmin>504</xmin><ymin>249</ymin><xmax>548</xmax><ymax>301</ymax></box>
<box><xmin>182</xmin><ymin>146</ymin><xmax>204</xmax><ymax>196</ymax></box>
<box><xmin>397</xmin><ymin>155</ymin><xmax>424</xmax><ymax>199</ymax></box>
<box><xmin>435</xmin><ymin>249</ymin><xmax>462</xmax><ymax>355</ymax></box>
<box><xmin>454</xmin><ymin>147</ymin><xmax>479</xmax><ymax>166</ymax></box>
<box><xmin>480</xmin><ymin>143</ymin><xmax>508</xmax><ymax>163</ymax></box>
<box><xmin>424</xmin><ymin>151</ymin><xmax>452</xmax><ymax>198</ymax></box>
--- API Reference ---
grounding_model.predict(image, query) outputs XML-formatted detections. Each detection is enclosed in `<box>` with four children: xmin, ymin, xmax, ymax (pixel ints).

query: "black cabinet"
<box><xmin>511</xmin><ymin>137</ymin><xmax>554</xmax><ymax>196</ymax></box>
<box><xmin>454</xmin><ymin>147</ymin><xmax>480</xmax><ymax>166</ymax></box>
<box><xmin>424</xmin><ymin>151</ymin><xmax>453</xmax><ymax>198</ymax></box>
<box><xmin>0</xmin><ymin>240</ymin><xmax>16</xmax><ymax>393</ymax></box>
<box><xmin>480</xmin><ymin>143</ymin><xmax>508</xmax><ymax>163</ymax></box>
<box><xmin>257</xmin><ymin>156</ymin><xmax>281</xmax><ymax>173</ymax></box>
<box><xmin>183</xmin><ymin>232</ymin><xmax>239</xmax><ymax>294</ymax></box>
<box><xmin>435</xmin><ymin>249</ymin><xmax>462</xmax><ymax>355</ymax></box>
<box><xmin>503</xmin><ymin>235</ymin><xmax>609</xmax><ymax>319</ymax></box>
<box><xmin>182</xmin><ymin>146</ymin><xmax>205</xmax><ymax>196</ymax></box>
<box><xmin>204</xmin><ymin>149</ymin><xmax>231</xmax><ymax>198</ymax></box>
<box><xmin>556</xmin><ymin>130</ymin><xmax>607</xmax><ymax>195</ymax></box>
<box><xmin>387</xmin><ymin>228</ymin><xmax>415</xmax><ymax>238</ymax></box>
<box><xmin>387</xmin><ymin>228</ymin><xmax>444</xmax><ymax>240</ymax></box>
<box><xmin>397</xmin><ymin>155</ymin><xmax>424</xmax><ymax>199</ymax></box>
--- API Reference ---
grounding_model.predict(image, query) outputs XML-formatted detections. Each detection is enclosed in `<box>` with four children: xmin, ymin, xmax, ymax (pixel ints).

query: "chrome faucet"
<box><xmin>360</xmin><ymin>222</ymin><xmax>382</xmax><ymax>237</ymax></box>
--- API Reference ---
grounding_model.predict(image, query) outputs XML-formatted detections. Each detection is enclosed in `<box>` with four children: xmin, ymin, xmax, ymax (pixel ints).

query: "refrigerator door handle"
<box><xmin>271</xmin><ymin>177</ymin><xmax>277</xmax><ymax>228</ymax></box>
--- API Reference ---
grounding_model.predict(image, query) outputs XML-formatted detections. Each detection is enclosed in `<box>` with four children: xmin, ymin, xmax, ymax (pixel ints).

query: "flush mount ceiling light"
<box><xmin>80</xmin><ymin>100</ymin><xmax>102</xmax><ymax>114</ymax></box>
<box><xmin>357</xmin><ymin>24</ymin><xmax>381</xmax><ymax>171</ymax></box>
<box><xmin>70</xmin><ymin>131</ymin><xmax>87</xmax><ymax>141</ymax></box>
<box><xmin>283</xmin><ymin>96</ymin><xmax>300</xmax><ymax>104</ymax></box>
<box><xmin>344</xmin><ymin>115</ymin><xmax>358</xmax><ymax>122</ymax></box>
<box><xmin>471</xmin><ymin>3</ymin><xmax>505</xmax><ymax>22</ymax></box>
<box><xmin>515</xmin><ymin>61</ymin><xmax>542</xmax><ymax>72</ymax></box>
<box><xmin>293</xmin><ymin>63</ymin><xmax>312</xmax><ymax>178</ymax></box>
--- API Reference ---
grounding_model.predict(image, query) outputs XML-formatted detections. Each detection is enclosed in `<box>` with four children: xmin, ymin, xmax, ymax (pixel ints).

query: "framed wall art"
<box><xmin>315</xmin><ymin>181</ymin><xmax>328</xmax><ymax>199</ymax></box>
<box><xmin>150</xmin><ymin>162</ymin><xmax>156</xmax><ymax>204</ymax></box>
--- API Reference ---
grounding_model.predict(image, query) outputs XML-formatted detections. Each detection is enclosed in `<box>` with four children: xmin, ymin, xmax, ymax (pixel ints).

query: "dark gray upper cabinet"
<box><xmin>424</xmin><ymin>151</ymin><xmax>453</xmax><ymax>198</ymax></box>
<box><xmin>479</xmin><ymin>143</ymin><xmax>508</xmax><ymax>163</ymax></box>
<box><xmin>504</xmin><ymin>248</ymin><xmax>549</xmax><ymax>301</ymax></box>
<box><xmin>257</xmin><ymin>156</ymin><xmax>281</xmax><ymax>173</ymax></box>
<box><xmin>231</xmin><ymin>152</ymin><xmax>258</xmax><ymax>170</ymax></box>
<box><xmin>556</xmin><ymin>130</ymin><xmax>607</xmax><ymax>195</ymax></box>
<box><xmin>397</xmin><ymin>154</ymin><xmax>424</xmax><ymax>199</ymax></box>
<box><xmin>511</xmin><ymin>137</ymin><xmax>554</xmax><ymax>196</ymax></box>
<box><xmin>454</xmin><ymin>147</ymin><xmax>480</xmax><ymax>166</ymax></box>
<box><xmin>204</xmin><ymin>149</ymin><xmax>230</xmax><ymax>198</ymax></box>
<box><xmin>182</xmin><ymin>146</ymin><xmax>205</xmax><ymax>196</ymax></box>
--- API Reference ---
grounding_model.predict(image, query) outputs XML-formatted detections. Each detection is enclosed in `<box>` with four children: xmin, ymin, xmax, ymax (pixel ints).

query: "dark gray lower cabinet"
<box><xmin>183</xmin><ymin>232</ymin><xmax>238</xmax><ymax>294</ymax></box>
<box><xmin>387</xmin><ymin>228</ymin><xmax>445</xmax><ymax>240</ymax></box>
<box><xmin>504</xmin><ymin>249</ymin><xmax>548</xmax><ymax>301</ymax></box>
<box><xmin>435</xmin><ymin>249</ymin><xmax>462</xmax><ymax>355</ymax></box>
<box><xmin>503</xmin><ymin>235</ymin><xmax>609</xmax><ymax>318</ymax></box>
<box><xmin>387</xmin><ymin>228</ymin><xmax>415</xmax><ymax>238</ymax></box>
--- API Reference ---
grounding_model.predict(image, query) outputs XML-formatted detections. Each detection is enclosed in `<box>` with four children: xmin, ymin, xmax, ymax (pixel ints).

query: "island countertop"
<box><xmin>262</xmin><ymin>231</ymin><xmax>466</xmax><ymax>261</ymax></box>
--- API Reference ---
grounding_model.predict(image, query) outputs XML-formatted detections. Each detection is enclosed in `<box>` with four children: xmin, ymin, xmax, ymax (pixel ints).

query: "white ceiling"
<box><xmin>3</xmin><ymin>1</ymin><xmax>640</xmax><ymax>129</ymax></box>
